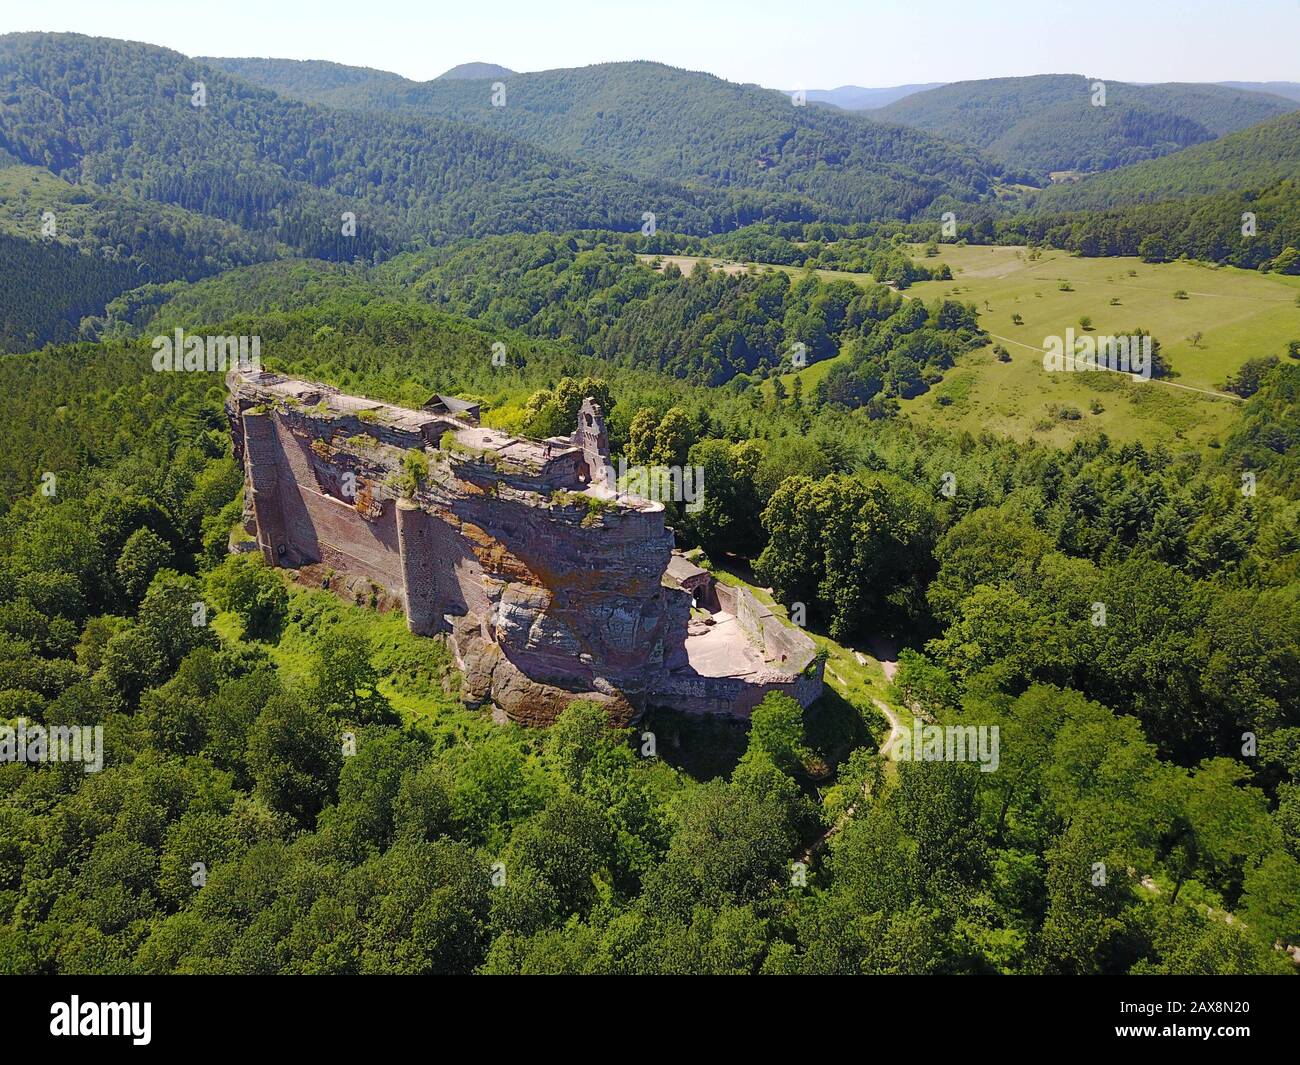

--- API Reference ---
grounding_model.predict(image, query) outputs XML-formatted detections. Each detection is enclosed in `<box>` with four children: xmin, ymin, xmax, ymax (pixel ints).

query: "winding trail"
<box><xmin>861</xmin><ymin>639</ymin><xmax>906</xmax><ymax>758</ymax></box>
<box><xmin>984</xmin><ymin>332</ymin><xmax>1244</xmax><ymax>403</ymax></box>
<box><xmin>869</xmin><ymin>693</ymin><xmax>906</xmax><ymax>760</ymax></box>
<box><xmin>797</xmin><ymin>643</ymin><xmax>906</xmax><ymax>865</ymax></box>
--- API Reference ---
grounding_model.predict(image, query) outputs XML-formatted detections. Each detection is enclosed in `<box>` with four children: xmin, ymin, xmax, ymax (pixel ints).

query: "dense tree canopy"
<box><xmin>1</xmin><ymin>32</ymin><xmax>1297</xmax><ymax>975</ymax></box>
<box><xmin>0</xmin><ymin>291</ymin><xmax>1294</xmax><ymax>973</ymax></box>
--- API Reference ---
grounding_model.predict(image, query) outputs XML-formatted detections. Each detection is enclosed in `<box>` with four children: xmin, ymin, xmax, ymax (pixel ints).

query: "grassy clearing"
<box><xmin>901</xmin><ymin>243</ymin><xmax>1300</xmax><ymax>448</ymax></box>
<box><xmin>0</xmin><ymin>166</ymin><xmax>93</xmax><ymax>241</ymax></box>
<box><xmin>211</xmin><ymin>577</ymin><xmax>469</xmax><ymax>726</ymax></box>
<box><xmin>764</xmin><ymin>350</ymin><xmax>849</xmax><ymax>400</ymax></box>
<box><xmin>641</xmin><ymin>247</ymin><xmax>1300</xmax><ymax>449</ymax></box>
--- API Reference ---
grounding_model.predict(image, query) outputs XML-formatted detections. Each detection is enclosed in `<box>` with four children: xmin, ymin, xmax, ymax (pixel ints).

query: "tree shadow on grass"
<box><xmin>639</xmin><ymin>705</ymin><xmax>750</xmax><ymax>781</ymax></box>
<box><xmin>803</xmin><ymin>685</ymin><xmax>881</xmax><ymax>780</ymax></box>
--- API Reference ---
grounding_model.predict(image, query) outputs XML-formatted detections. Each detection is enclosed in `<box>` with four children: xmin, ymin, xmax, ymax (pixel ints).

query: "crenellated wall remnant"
<box><xmin>226</xmin><ymin>369</ymin><xmax>823</xmax><ymax>725</ymax></box>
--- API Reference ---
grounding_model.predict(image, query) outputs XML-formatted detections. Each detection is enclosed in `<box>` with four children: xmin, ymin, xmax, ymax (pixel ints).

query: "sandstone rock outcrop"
<box><xmin>227</xmin><ymin>369</ymin><xmax>822</xmax><ymax>724</ymax></box>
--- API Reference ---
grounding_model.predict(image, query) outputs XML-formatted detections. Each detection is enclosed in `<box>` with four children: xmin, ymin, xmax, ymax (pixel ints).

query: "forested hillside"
<box><xmin>1000</xmin><ymin>178</ymin><xmax>1300</xmax><ymax>267</ymax></box>
<box><xmin>438</xmin><ymin>62</ymin><xmax>516</xmax><ymax>81</ymax></box>
<box><xmin>0</xmin><ymin>234</ymin><xmax>142</xmax><ymax>352</ymax></box>
<box><xmin>1031</xmin><ymin>111</ymin><xmax>1300</xmax><ymax>212</ymax></box>
<box><xmin>82</xmin><ymin>231</ymin><xmax>983</xmax><ymax>392</ymax></box>
<box><xmin>5</xmin><ymin>35</ymin><xmax>1292</xmax><ymax>355</ymax></box>
<box><xmin>0</xmin><ymin>165</ymin><xmax>282</xmax><ymax>349</ymax></box>
<box><xmin>392</xmin><ymin>233</ymin><xmax>983</xmax><ymax>385</ymax></box>
<box><xmin>873</xmin><ymin>74</ymin><xmax>1297</xmax><ymax>175</ymax></box>
<box><xmin>0</xmin><ymin>33</ymin><xmax>790</xmax><ymax>253</ymax></box>
<box><xmin>203</xmin><ymin>56</ymin><xmax>411</xmax><ymax>99</ymax></box>
<box><xmin>202</xmin><ymin>56</ymin><xmax>999</xmax><ymax>220</ymax></box>
<box><xmin>0</xmin><ymin>33</ymin><xmax>856</xmax><ymax>342</ymax></box>
<box><xmin>1220</xmin><ymin>81</ymin><xmax>1300</xmax><ymax>104</ymax></box>
<box><xmin>0</xmin><ymin>297</ymin><xmax>1296</xmax><ymax>974</ymax></box>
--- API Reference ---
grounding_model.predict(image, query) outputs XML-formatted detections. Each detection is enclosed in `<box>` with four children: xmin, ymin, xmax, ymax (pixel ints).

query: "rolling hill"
<box><xmin>0</xmin><ymin>164</ymin><xmax>284</xmax><ymax>350</ymax></box>
<box><xmin>872</xmin><ymin>74</ymin><xmax>1298</xmax><ymax>175</ymax></box>
<box><xmin>1030</xmin><ymin>110</ymin><xmax>1300</xmax><ymax>212</ymax></box>
<box><xmin>438</xmin><ymin>62</ymin><xmax>515</xmax><ymax>80</ymax></box>
<box><xmin>799</xmin><ymin>83</ymin><xmax>944</xmax><ymax>110</ymax></box>
<box><xmin>1219</xmin><ymin>81</ymin><xmax>1300</xmax><ymax>104</ymax></box>
<box><xmin>0</xmin><ymin>32</ymin><xmax>799</xmax><ymax>257</ymax></box>
<box><xmin>199</xmin><ymin>55</ymin><xmax>412</xmax><ymax>102</ymax></box>
<box><xmin>201</xmin><ymin>56</ymin><xmax>1000</xmax><ymax>220</ymax></box>
<box><xmin>0</xmin><ymin>32</ymin><xmax>836</xmax><ymax>343</ymax></box>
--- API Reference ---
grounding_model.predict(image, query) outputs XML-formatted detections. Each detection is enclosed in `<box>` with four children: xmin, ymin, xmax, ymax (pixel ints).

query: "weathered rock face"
<box><xmin>452</xmin><ymin>615</ymin><xmax>639</xmax><ymax>727</ymax></box>
<box><xmin>227</xmin><ymin>369</ymin><xmax>822</xmax><ymax>725</ymax></box>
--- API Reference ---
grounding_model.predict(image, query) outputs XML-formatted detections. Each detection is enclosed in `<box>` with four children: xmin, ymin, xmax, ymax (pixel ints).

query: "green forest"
<box><xmin>1</xmin><ymin>26</ymin><xmax>1298</xmax><ymax>980</ymax></box>
<box><xmin>203</xmin><ymin>56</ymin><xmax>998</xmax><ymax>219</ymax></box>
<box><xmin>0</xmin><ymin>292</ymin><xmax>1296</xmax><ymax>973</ymax></box>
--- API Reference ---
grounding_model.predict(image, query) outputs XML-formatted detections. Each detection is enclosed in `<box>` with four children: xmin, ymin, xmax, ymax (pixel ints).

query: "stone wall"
<box><xmin>649</xmin><ymin>668</ymin><xmax>824</xmax><ymax>720</ymax></box>
<box><xmin>714</xmin><ymin>582</ymin><xmax>819</xmax><ymax>674</ymax></box>
<box><xmin>227</xmin><ymin>369</ymin><xmax>822</xmax><ymax>726</ymax></box>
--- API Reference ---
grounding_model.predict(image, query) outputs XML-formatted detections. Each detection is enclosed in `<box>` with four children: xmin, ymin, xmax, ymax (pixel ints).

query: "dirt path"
<box><xmin>861</xmin><ymin>637</ymin><xmax>900</xmax><ymax>680</ymax></box>
<box><xmin>869</xmin><ymin>693</ymin><xmax>906</xmax><ymax>759</ymax></box>
<box><xmin>984</xmin><ymin>332</ymin><xmax>1244</xmax><ymax>403</ymax></box>
<box><xmin>797</xmin><ymin>651</ymin><xmax>906</xmax><ymax>865</ymax></box>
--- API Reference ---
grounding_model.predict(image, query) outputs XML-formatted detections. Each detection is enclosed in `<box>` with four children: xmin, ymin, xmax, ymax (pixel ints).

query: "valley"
<box><xmin>0</xmin><ymin>15</ymin><xmax>1297</xmax><ymax>986</ymax></box>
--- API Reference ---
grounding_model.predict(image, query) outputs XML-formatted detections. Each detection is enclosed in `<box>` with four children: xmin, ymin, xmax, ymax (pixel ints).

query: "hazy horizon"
<box><xmin>186</xmin><ymin>59</ymin><xmax>1300</xmax><ymax>93</ymax></box>
<box><xmin>4</xmin><ymin>0</ymin><xmax>1298</xmax><ymax>89</ymax></box>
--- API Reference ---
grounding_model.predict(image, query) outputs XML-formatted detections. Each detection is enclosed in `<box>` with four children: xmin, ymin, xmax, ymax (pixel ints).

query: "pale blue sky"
<box><xmin>4</xmin><ymin>0</ymin><xmax>1298</xmax><ymax>87</ymax></box>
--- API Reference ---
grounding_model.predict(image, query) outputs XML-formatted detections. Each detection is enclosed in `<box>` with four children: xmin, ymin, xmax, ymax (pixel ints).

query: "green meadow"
<box><xmin>649</xmin><ymin>247</ymin><xmax>1300</xmax><ymax>449</ymax></box>
<box><xmin>900</xmin><ymin>243</ymin><xmax>1300</xmax><ymax>448</ymax></box>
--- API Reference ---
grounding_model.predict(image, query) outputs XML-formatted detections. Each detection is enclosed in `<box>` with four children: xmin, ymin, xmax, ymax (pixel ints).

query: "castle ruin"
<box><xmin>226</xmin><ymin>369</ymin><xmax>823</xmax><ymax>726</ymax></box>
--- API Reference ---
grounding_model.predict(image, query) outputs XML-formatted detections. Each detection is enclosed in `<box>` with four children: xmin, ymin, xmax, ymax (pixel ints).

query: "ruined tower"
<box><xmin>574</xmin><ymin>397</ymin><xmax>612</xmax><ymax>488</ymax></box>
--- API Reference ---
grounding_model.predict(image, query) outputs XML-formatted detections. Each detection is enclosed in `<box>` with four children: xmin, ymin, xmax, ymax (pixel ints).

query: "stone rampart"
<box><xmin>227</xmin><ymin>369</ymin><xmax>822</xmax><ymax>724</ymax></box>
